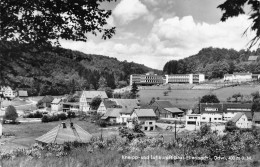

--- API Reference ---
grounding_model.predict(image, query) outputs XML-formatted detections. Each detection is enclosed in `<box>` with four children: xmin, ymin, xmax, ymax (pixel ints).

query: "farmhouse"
<box><xmin>51</xmin><ymin>98</ymin><xmax>63</xmax><ymax>112</ymax></box>
<box><xmin>131</xmin><ymin>109</ymin><xmax>157</xmax><ymax>131</ymax></box>
<box><xmin>35</xmin><ymin>122</ymin><xmax>92</xmax><ymax>144</ymax></box>
<box><xmin>150</xmin><ymin>100</ymin><xmax>184</xmax><ymax>118</ymax></box>
<box><xmin>101</xmin><ymin>108</ymin><xmax>122</xmax><ymax>123</ymax></box>
<box><xmin>230</xmin><ymin>112</ymin><xmax>252</xmax><ymax>129</ymax></box>
<box><xmin>79</xmin><ymin>91</ymin><xmax>108</xmax><ymax>112</ymax></box>
<box><xmin>0</xmin><ymin>86</ymin><xmax>16</xmax><ymax>99</ymax></box>
<box><xmin>97</xmin><ymin>100</ymin><xmax>117</xmax><ymax>115</ymax></box>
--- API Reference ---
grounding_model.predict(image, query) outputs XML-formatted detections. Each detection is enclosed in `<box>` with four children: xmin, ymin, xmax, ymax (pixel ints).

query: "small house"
<box><xmin>35</xmin><ymin>122</ymin><xmax>92</xmax><ymax>144</ymax></box>
<box><xmin>18</xmin><ymin>90</ymin><xmax>28</xmax><ymax>99</ymax></box>
<box><xmin>79</xmin><ymin>91</ymin><xmax>108</xmax><ymax>112</ymax></box>
<box><xmin>230</xmin><ymin>112</ymin><xmax>252</xmax><ymax>129</ymax></box>
<box><xmin>185</xmin><ymin>114</ymin><xmax>202</xmax><ymax>131</ymax></box>
<box><xmin>150</xmin><ymin>100</ymin><xmax>183</xmax><ymax>118</ymax></box>
<box><xmin>101</xmin><ymin>108</ymin><xmax>122</xmax><ymax>123</ymax></box>
<box><xmin>40</xmin><ymin>95</ymin><xmax>54</xmax><ymax>108</ymax></box>
<box><xmin>131</xmin><ymin>109</ymin><xmax>157</xmax><ymax>131</ymax></box>
<box><xmin>97</xmin><ymin>100</ymin><xmax>117</xmax><ymax>115</ymax></box>
<box><xmin>51</xmin><ymin>98</ymin><xmax>62</xmax><ymax>112</ymax></box>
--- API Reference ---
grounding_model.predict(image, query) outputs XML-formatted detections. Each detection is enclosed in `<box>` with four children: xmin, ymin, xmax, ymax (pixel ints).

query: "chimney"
<box><xmin>62</xmin><ymin>122</ymin><xmax>66</xmax><ymax>128</ymax></box>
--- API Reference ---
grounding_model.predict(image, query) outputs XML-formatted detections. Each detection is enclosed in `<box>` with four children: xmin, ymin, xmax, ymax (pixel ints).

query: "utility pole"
<box><xmin>175</xmin><ymin>120</ymin><xmax>177</xmax><ymax>139</ymax></box>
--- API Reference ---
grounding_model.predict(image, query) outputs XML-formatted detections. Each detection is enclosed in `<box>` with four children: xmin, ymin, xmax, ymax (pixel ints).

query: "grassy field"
<box><xmin>0</xmin><ymin>118</ymin><xmax>118</xmax><ymax>151</ymax></box>
<box><xmin>138</xmin><ymin>84</ymin><xmax>260</xmax><ymax>108</ymax></box>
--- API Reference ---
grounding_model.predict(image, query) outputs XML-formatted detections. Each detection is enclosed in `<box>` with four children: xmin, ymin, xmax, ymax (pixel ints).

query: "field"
<box><xmin>138</xmin><ymin>84</ymin><xmax>260</xmax><ymax>108</ymax></box>
<box><xmin>0</xmin><ymin>118</ymin><xmax>118</xmax><ymax>152</ymax></box>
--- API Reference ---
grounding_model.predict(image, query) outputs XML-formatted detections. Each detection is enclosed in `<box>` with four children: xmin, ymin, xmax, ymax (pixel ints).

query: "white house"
<box><xmin>51</xmin><ymin>98</ymin><xmax>62</xmax><ymax>112</ymax></box>
<box><xmin>200</xmin><ymin>103</ymin><xmax>224</xmax><ymax>123</ymax></box>
<box><xmin>230</xmin><ymin>113</ymin><xmax>252</xmax><ymax>129</ymax></box>
<box><xmin>80</xmin><ymin>91</ymin><xmax>108</xmax><ymax>112</ymax></box>
<box><xmin>224</xmin><ymin>73</ymin><xmax>252</xmax><ymax>82</ymax></box>
<box><xmin>97</xmin><ymin>100</ymin><xmax>117</xmax><ymax>115</ymax></box>
<box><xmin>1</xmin><ymin>86</ymin><xmax>16</xmax><ymax>99</ymax></box>
<box><xmin>185</xmin><ymin>114</ymin><xmax>202</xmax><ymax>131</ymax></box>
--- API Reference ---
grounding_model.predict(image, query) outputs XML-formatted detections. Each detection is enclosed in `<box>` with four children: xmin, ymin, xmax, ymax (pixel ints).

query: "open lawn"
<box><xmin>138</xmin><ymin>84</ymin><xmax>260</xmax><ymax>108</ymax></box>
<box><xmin>0</xmin><ymin>118</ymin><xmax>117</xmax><ymax>151</ymax></box>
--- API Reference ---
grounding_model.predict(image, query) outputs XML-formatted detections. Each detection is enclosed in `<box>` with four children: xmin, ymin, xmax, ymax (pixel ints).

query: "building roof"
<box><xmin>41</xmin><ymin>95</ymin><xmax>54</xmax><ymax>103</ymax></box>
<box><xmin>134</xmin><ymin>109</ymin><xmax>157</xmax><ymax>117</ymax></box>
<box><xmin>230</xmin><ymin>113</ymin><xmax>244</xmax><ymax>123</ymax></box>
<box><xmin>51</xmin><ymin>98</ymin><xmax>62</xmax><ymax>104</ymax></box>
<box><xmin>233</xmin><ymin>72</ymin><xmax>252</xmax><ymax>75</ymax></box>
<box><xmin>81</xmin><ymin>91</ymin><xmax>108</xmax><ymax>99</ymax></box>
<box><xmin>153</xmin><ymin>100</ymin><xmax>174</xmax><ymax>108</ymax></box>
<box><xmin>18</xmin><ymin>90</ymin><xmax>28</xmax><ymax>97</ymax></box>
<box><xmin>103</xmin><ymin>100</ymin><xmax>117</xmax><ymax>108</ymax></box>
<box><xmin>35</xmin><ymin>122</ymin><xmax>92</xmax><ymax>144</ymax></box>
<box><xmin>253</xmin><ymin>112</ymin><xmax>260</xmax><ymax>122</ymax></box>
<box><xmin>200</xmin><ymin>103</ymin><xmax>223</xmax><ymax>113</ymax></box>
<box><xmin>111</xmin><ymin>99</ymin><xmax>139</xmax><ymax>113</ymax></box>
<box><xmin>101</xmin><ymin>108</ymin><xmax>123</xmax><ymax>119</ymax></box>
<box><xmin>248</xmin><ymin>56</ymin><xmax>258</xmax><ymax>61</ymax></box>
<box><xmin>223</xmin><ymin>103</ymin><xmax>252</xmax><ymax>112</ymax></box>
<box><xmin>164</xmin><ymin>108</ymin><xmax>184</xmax><ymax>113</ymax></box>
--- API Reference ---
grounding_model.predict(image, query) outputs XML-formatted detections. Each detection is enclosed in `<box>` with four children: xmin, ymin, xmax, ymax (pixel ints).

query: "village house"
<box><xmin>200</xmin><ymin>103</ymin><xmax>223</xmax><ymax>122</ymax></box>
<box><xmin>252</xmin><ymin>112</ymin><xmax>260</xmax><ymax>127</ymax></box>
<box><xmin>40</xmin><ymin>95</ymin><xmax>54</xmax><ymax>108</ymax></box>
<box><xmin>101</xmin><ymin>108</ymin><xmax>123</xmax><ymax>123</ymax></box>
<box><xmin>230</xmin><ymin>112</ymin><xmax>252</xmax><ymax>129</ymax></box>
<box><xmin>96</xmin><ymin>100</ymin><xmax>117</xmax><ymax>115</ymax></box>
<box><xmin>0</xmin><ymin>86</ymin><xmax>16</xmax><ymax>99</ymax></box>
<box><xmin>35</xmin><ymin>122</ymin><xmax>92</xmax><ymax>144</ymax></box>
<box><xmin>51</xmin><ymin>98</ymin><xmax>63</xmax><ymax>112</ymax></box>
<box><xmin>79</xmin><ymin>91</ymin><xmax>108</xmax><ymax>113</ymax></box>
<box><xmin>149</xmin><ymin>100</ymin><xmax>184</xmax><ymax>118</ymax></box>
<box><xmin>130</xmin><ymin>109</ymin><xmax>157</xmax><ymax>131</ymax></box>
<box><xmin>185</xmin><ymin>114</ymin><xmax>201</xmax><ymax>131</ymax></box>
<box><xmin>62</xmin><ymin>102</ymin><xmax>80</xmax><ymax>113</ymax></box>
<box><xmin>222</xmin><ymin>103</ymin><xmax>252</xmax><ymax>121</ymax></box>
<box><xmin>18</xmin><ymin>90</ymin><xmax>28</xmax><ymax>99</ymax></box>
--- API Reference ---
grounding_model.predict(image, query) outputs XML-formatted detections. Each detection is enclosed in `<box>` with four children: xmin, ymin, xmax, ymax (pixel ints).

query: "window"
<box><xmin>214</xmin><ymin>118</ymin><xmax>217</xmax><ymax>120</ymax></box>
<box><xmin>187</xmin><ymin>121</ymin><xmax>196</xmax><ymax>125</ymax></box>
<box><xmin>149</xmin><ymin>122</ymin><xmax>153</xmax><ymax>125</ymax></box>
<box><xmin>202</xmin><ymin>117</ymin><xmax>206</xmax><ymax>120</ymax></box>
<box><xmin>218</xmin><ymin>118</ymin><xmax>221</xmax><ymax>120</ymax></box>
<box><xmin>189</xmin><ymin>117</ymin><xmax>193</xmax><ymax>119</ymax></box>
<box><xmin>144</xmin><ymin>127</ymin><xmax>148</xmax><ymax>130</ymax></box>
<box><xmin>150</xmin><ymin>127</ymin><xmax>154</xmax><ymax>131</ymax></box>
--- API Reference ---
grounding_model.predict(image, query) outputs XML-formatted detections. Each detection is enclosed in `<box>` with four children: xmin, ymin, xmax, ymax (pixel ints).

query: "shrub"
<box><xmin>4</xmin><ymin>105</ymin><xmax>18</xmax><ymax>123</ymax></box>
<box><xmin>42</xmin><ymin>115</ymin><xmax>49</xmax><ymax>123</ymax></box>
<box><xmin>68</xmin><ymin>111</ymin><xmax>76</xmax><ymax>118</ymax></box>
<box><xmin>58</xmin><ymin>113</ymin><xmax>67</xmax><ymax>120</ymax></box>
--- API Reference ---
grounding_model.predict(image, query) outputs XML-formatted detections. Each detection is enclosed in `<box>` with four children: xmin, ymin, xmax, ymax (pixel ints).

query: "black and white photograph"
<box><xmin>1</xmin><ymin>0</ymin><xmax>260</xmax><ymax>166</ymax></box>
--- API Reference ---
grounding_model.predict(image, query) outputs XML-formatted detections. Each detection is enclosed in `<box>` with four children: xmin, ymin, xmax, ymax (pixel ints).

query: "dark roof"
<box><xmin>233</xmin><ymin>73</ymin><xmax>252</xmax><ymax>75</ymax></box>
<box><xmin>223</xmin><ymin>103</ymin><xmax>252</xmax><ymax>112</ymax></box>
<box><xmin>35</xmin><ymin>123</ymin><xmax>92</xmax><ymax>144</ymax></box>
<box><xmin>164</xmin><ymin>108</ymin><xmax>184</xmax><ymax>113</ymax></box>
<box><xmin>230</xmin><ymin>113</ymin><xmax>244</xmax><ymax>123</ymax></box>
<box><xmin>41</xmin><ymin>95</ymin><xmax>54</xmax><ymax>103</ymax></box>
<box><xmin>101</xmin><ymin>108</ymin><xmax>123</xmax><ymax>119</ymax></box>
<box><xmin>111</xmin><ymin>99</ymin><xmax>139</xmax><ymax>113</ymax></box>
<box><xmin>52</xmin><ymin>98</ymin><xmax>62</xmax><ymax>104</ymax></box>
<box><xmin>200</xmin><ymin>103</ymin><xmax>223</xmax><ymax>113</ymax></box>
<box><xmin>253</xmin><ymin>112</ymin><xmax>260</xmax><ymax>122</ymax></box>
<box><xmin>244</xmin><ymin>112</ymin><xmax>253</xmax><ymax>120</ymax></box>
<box><xmin>18</xmin><ymin>90</ymin><xmax>28</xmax><ymax>97</ymax></box>
<box><xmin>103</xmin><ymin>100</ymin><xmax>117</xmax><ymax>108</ymax></box>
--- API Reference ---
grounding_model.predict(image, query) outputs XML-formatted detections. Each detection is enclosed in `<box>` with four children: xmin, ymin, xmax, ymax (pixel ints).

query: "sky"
<box><xmin>60</xmin><ymin>0</ymin><xmax>256</xmax><ymax>70</ymax></box>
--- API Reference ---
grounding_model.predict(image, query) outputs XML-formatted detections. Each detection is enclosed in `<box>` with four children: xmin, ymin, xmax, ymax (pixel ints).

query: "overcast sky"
<box><xmin>60</xmin><ymin>0</ymin><xmax>256</xmax><ymax>70</ymax></box>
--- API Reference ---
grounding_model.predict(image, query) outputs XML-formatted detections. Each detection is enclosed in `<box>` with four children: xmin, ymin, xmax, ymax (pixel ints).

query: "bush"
<box><xmin>4</xmin><ymin>105</ymin><xmax>18</xmax><ymax>123</ymax></box>
<box><xmin>67</xmin><ymin>111</ymin><xmax>76</xmax><ymax>118</ymax></box>
<box><xmin>26</xmin><ymin>111</ymin><xmax>43</xmax><ymax>118</ymax></box>
<box><xmin>58</xmin><ymin>113</ymin><xmax>67</xmax><ymax>120</ymax></box>
<box><xmin>42</xmin><ymin>115</ymin><xmax>49</xmax><ymax>123</ymax></box>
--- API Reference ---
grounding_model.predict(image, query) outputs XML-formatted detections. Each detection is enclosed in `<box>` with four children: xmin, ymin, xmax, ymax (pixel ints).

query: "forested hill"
<box><xmin>163</xmin><ymin>47</ymin><xmax>260</xmax><ymax>79</ymax></box>
<box><xmin>0</xmin><ymin>41</ymin><xmax>160</xmax><ymax>96</ymax></box>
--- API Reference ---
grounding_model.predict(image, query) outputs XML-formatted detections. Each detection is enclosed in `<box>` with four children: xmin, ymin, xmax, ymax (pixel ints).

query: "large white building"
<box><xmin>0</xmin><ymin>86</ymin><xmax>16</xmax><ymax>99</ymax></box>
<box><xmin>224</xmin><ymin>73</ymin><xmax>252</xmax><ymax>82</ymax></box>
<box><xmin>130</xmin><ymin>73</ymin><xmax>205</xmax><ymax>85</ymax></box>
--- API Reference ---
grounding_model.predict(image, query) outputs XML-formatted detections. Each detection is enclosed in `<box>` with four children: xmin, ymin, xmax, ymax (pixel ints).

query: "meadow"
<box><xmin>138</xmin><ymin>84</ymin><xmax>260</xmax><ymax>108</ymax></box>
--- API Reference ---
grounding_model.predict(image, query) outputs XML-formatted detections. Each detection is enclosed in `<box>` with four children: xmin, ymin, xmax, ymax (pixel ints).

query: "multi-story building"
<box><xmin>224</xmin><ymin>73</ymin><xmax>252</xmax><ymax>82</ymax></box>
<box><xmin>130</xmin><ymin>73</ymin><xmax>205</xmax><ymax>85</ymax></box>
<box><xmin>130</xmin><ymin>73</ymin><xmax>163</xmax><ymax>86</ymax></box>
<box><xmin>165</xmin><ymin>74</ymin><xmax>205</xmax><ymax>84</ymax></box>
<box><xmin>0</xmin><ymin>86</ymin><xmax>16</xmax><ymax>99</ymax></box>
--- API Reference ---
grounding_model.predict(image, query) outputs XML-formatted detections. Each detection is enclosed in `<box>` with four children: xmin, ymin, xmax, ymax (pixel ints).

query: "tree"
<box><xmin>218</xmin><ymin>0</ymin><xmax>260</xmax><ymax>48</ymax></box>
<box><xmin>36</xmin><ymin>99</ymin><xmax>44</xmax><ymax>108</ymax></box>
<box><xmin>104</xmin><ymin>87</ymin><xmax>113</xmax><ymax>98</ymax></box>
<box><xmin>4</xmin><ymin>105</ymin><xmax>18</xmax><ymax>123</ymax></box>
<box><xmin>98</xmin><ymin>76</ymin><xmax>108</xmax><ymax>90</ymax></box>
<box><xmin>163</xmin><ymin>91</ymin><xmax>169</xmax><ymax>96</ymax></box>
<box><xmin>200</xmin><ymin>94</ymin><xmax>220</xmax><ymax>103</ymax></box>
<box><xmin>149</xmin><ymin>97</ymin><xmax>156</xmax><ymax>105</ymax></box>
<box><xmin>90</xmin><ymin>96</ymin><xmax>102</xmax><ymax>110</ymax></box>
<box><xmin>232</xmin><ymin>93</ymin><xmax>243</xmax><ymax>102</ymax></box>
<box><xmin>130</xmin><ymin>82</ymin><xmax>139</xmax><ymax>98</ymax></box>
<box><xmin>1</xmin><ymin>0</ymin><xmax>116</xmax><ymax>45</ymax></box>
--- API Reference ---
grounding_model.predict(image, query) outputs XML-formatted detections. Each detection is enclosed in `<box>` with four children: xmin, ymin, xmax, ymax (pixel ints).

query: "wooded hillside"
<box><xmin>163</xmin><ymin>47</ymin><xmax>260</xmax><ymax>79</ymax></box>
<box><xmin>0</xmin><ymin>41</ymin><xmax>160</xmax><ymax>96</ymax></box>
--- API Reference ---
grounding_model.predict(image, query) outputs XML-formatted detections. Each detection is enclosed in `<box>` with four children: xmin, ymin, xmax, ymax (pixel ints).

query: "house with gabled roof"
<box><xmin>130</xmin><ymin>109</ymin><xmax>157</xmax><ymax>131</ymax></box>
<box><xmin>79</xmin><ymin>91</ymin><xmax>108</xmax><ymax>112</ymax></box>
<box><xmin>51</xmin><ymin>98</ymin><xmax>62</xmax><ymax>112</ymax></box>
<box><xmin>230</xmin><ymin>112</ymin><xmax>252</xmax><ymax>129</ymax></box>
<box><xmin>40</xmin><ymin>95</ymin><xmax>54</xmax><ymax>108</ymax></box>
<box><xmin>101</xmin><ymin>108</ymin><xmax>123</xmax><ymax>123</ymax></box>
<box><xmin>18</xmin><ymin>90</ymin><xmax>28</xmax><ymax>99</ymax></box>
<box><xmin>97</xmin><ymin>100</ymin><xmax>117</xmax><ymax>115</ymax></box>
<box><xmin>35</xmin><ymin>122</ymin><xmax>92</xmax><ymax>144</ymax></box>
<box><xmin>149</xmin><ymin>100</ymin><xmax>183</xmax><ymax>118</ymax></box>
